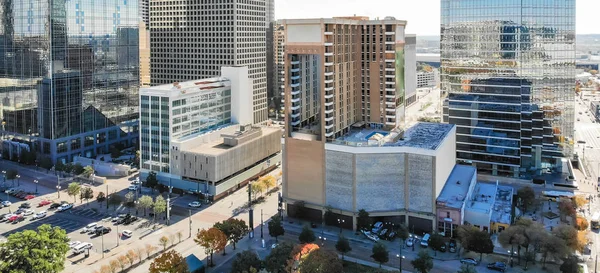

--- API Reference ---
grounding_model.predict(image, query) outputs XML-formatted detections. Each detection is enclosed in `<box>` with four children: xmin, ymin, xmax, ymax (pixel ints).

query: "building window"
<box><xmin>446</xmin><ymin>212</ymin><xmax>450</xmax><ymax>218</ymax></box>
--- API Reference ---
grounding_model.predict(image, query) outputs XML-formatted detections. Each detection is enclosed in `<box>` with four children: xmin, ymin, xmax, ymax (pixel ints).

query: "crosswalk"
<box><xmin>69</xmin><ymin>208</ymin><xmax>110</xmax><ymax>220</ymax></box>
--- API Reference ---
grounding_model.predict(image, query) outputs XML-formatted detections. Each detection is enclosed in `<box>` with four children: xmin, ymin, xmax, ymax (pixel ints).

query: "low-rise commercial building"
<box><xmin>435</xmin><ymin>165</ymin><xmax>477</xmax><ymax>237</ymax></box>
<box><xmin>463</xmin><ymin>182</ymin><xmax>514</xmax><ymax>233</ymax></box>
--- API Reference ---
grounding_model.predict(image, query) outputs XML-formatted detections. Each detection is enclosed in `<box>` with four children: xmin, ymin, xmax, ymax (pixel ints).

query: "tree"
<box><xmin>97</xmin><ymin>192</ymin><xmax>106</xmax><ymax>207</ymax></box>
<box><xmin>356</xmin><ymin>209</ymin><xmax>371</xmax><ymax>231</ymax></box>
<box><xmin>82</xmin><ymin>166</ymin><xmax>95</xmax><ymax>178</ymax></box>
<box><xmin>98</xmin><ymin>265</ymin><xmax>112</xmax><ymax>273</ymax></box>
<box><xmin>159</xmin><ymin>236</ymin><xmax>169</xmax><ymax>251</ymax></box>
<box><xmin>0</xmin><ymin>224</ymin><xmax>70</xmax><ymax>273</ymax></box>
<box><xmin>39</xmin><ymin>157</ymin><xmax>53</xmax><ymax>171</ymax></box>
<box><xmin>558</xmin><ymin>199</ymin><xmax>576</xmax><ymax>221</ymax></box>
<box><xmin>553</xmin><ymin>224</ymin><xmax>586</xmax><ymax>252</ymax></box>
<box><xmin>230</xmin><ymin>250</ymin><xmax>262</xmax><ymax>273</ymax></box>
<box><xmin>134</xmin><ymin>150</ymin><xmax>140</xmax><ymax>166</ymax></box>
<box><xmin>575</xmin><ymin>216</ymin><xmax>589</xmax><ymax>231</ymax></box>
<box><xmin>124</xmin><ymin>191</ymin><xmax>135</xmax><ymax>212</ymax></box>
<box><xmin>573</xmin><ymin>195</ymin><xmax>588</xmax><ymax>209</ymax></box>
<box><xmin>260</xmin><ymin>175</ymin><xmax>277</xmax><ymax>192</ymax></box>
<box><xmin>153</xmin><ymin>195</ymin><xmax>167</xmax><ymax>222</ymax></box>
<box><xmin>63</xmin><ymin>163</ymin><xmax>74</xmax><ymax>174</ymax></box>
<box><xmin>371</xmin><ymin>242</ymin><xmax>389</xmax><ymax>268</ymax></box>
<box><xmin>117</xmin><ymin>255</ymin><xmax>128</xmax><ymax>271</ymax></box>
<box><xmin>323</xmin><ymin>205</ymin><xmax>336</xmax><ymax>226</ymax></box>
<box><xmin>268</xmin><ymin>216</ymin><xmax>285</xmax><ymax>242</ymax></box>
<box><xmin>458</xmin><ymin>226</ymin><xmax>494</xmax><ymax>261</ymax></box>
<box><xmin>80</xmin><ymin>187</ymin><xmax>94</xmax><ymax>205</ymax></box>
<box><xmin>109</xmin><ymin>260</ymin><xmax>120</xmax><ymax>273</ymax></box>
<box><xmin>67</xmin><ymin>182</ymin><xmax>81</xmax><ymax>203</ymax></box>
<box><xmin>251</xmin><ymin>182</ymin><xmax>265</xmax><ymax>200</ymax></box>
<box><xmin>145</xmin><ymin>244</ymin><xmax>156</xmax><ymax>260</ymax></box>
<box><xmin>428</xmin><ymin>232</ymin><xmax>445</xmax><ymax>256</ymax></box>
<box><xmin>213</xmin><ymin>218</ymin><xmax>248</xmax><ymax>250</ymax></box>
<box><xmin>125</xmin><ymin>249</ymin><xmax>138</xmax><ymax>266</ymax></box>
<box><xmin>299</xmin><ymin>248</ymin><xmax>343</xmax><ymax>273</ymax></box>
<box><xmin>265</xmin><ymin>242</ymin><xmax>294</xmax><ymax>273</ymax></box>
<box><xmin>54</xmin><ymin>161</ymin><xmax>65</xmax><ymax>173</ymax></box>
<box><xmin>194</xmin><ymin>228</ymin><xmax>227</xmax><ymax>267</ymax></box>
<box><xmin>590</xmin><ymin>69</ymin><xmax>599</xmax><ymax>75</ymax></box>
<box><xmin>299</xmin><ymin>224</ymin><xmax>316</xmax><ymax>244</ymax></box>
<box><xmin>146</xmin><ymin>171</ymin><xmax>159</xmax><ymax>192</ymax></box>
<box><xmin>457</xmin><ymin>264</ymin><xmax>478</xmax><ymax>273</ymax></box>
<box><xmin>411</xmin><ymin>250</ymin><xmax>434</xmax><ymax>273</ymax></box>
<box><xmin>136</xmin><ymin>247</ymin><xmax>144</xmax><ymax>263</ymax></box>
<box><xmin>335</xmin><ymin>234</ymin><xmax>352</xmax><ymax>260</ymax></box>
<box><xmin>111</xmin><ymin>147</ymin><xmax>122</xmax><ymax>159</ymax></box>
<box><xmin>138</xmin><ymin>195</ymin><xmax>154</xmax><ymax>216</ymax></box>
<box><xmin>560</xmin><ymin>255</ymin><xmax>580</xmax><ymax>273</ymax></box>
<box><xmin>290</xmin><ymin>243</ymin><xmax>320</xmax><ymax>271</ymax></box>
<box><xmin>149</xmin><ymin>250</ymin><xmax>189</xmax><ymax>273</ymax></box>
<box><xmin>73</xmin><ymin>163</ymin><xmax>84</xmax><ymax>175</ymax></box>
<box><xmin>517</xmin><ymin>186</ymin><xmax>535</xmax><ymax>211</ymax></box>
<box><xmin>108</xmin><ymin>194</ymin><xmax>122</xmax><ymax>210</ymax></box>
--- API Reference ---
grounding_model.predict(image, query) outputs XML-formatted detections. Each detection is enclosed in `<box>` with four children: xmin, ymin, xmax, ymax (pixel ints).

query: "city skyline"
<box><xmin>275</xmin><ymin>0</ymin><xmax>599</xmax><ymax>36</ymax></box>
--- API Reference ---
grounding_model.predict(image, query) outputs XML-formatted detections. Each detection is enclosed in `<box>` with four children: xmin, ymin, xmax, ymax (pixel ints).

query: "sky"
<box><xmin>275</xmin><ymin>0</ymin><xmax>599</xmax><ymax>36</ymax></box>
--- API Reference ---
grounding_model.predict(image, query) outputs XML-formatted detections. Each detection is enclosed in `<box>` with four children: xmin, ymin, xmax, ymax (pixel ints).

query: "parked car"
<box><xmin>69</xmin><ymin>241</ymin><xmax>82</xmax><ymax>248</ymax></box>
<box><xmin>49</xmin><ymin>203</ymin><xmax>61</xmax><ymax>210</ymax></box>
<box><xmin>8</xmin><ymin>214</ymin><xmax>23</xmax><ymax>223</ymax></box>
<box><xmin>449</xmin><ymin>240</ymin><xmax>457</xmax><ymax>253</ymax></box>
<box><xmin>32</xmin><ymin>211</ymin><xmax>47</xmax><ymax>220</ymax></box>
<box><xmin>24</xmin><ymin>195</ymin><xmax>35</xmax><ymax>200</ymax></box>
<box><xmin>19</xmin><ymin>203</ymin><xmax>31</xmax><ymax>209</ymax></box>
<box><xmin>1</xmin><ymin>201</ymin><xmax>11</xmax><ymax>207</ymax></box>
<box><xmin>4</xmin><ymin>189</ymin><xmax>17</xmax><ymax>194</ymax></box>
<box><xmin>22</xmin><ymin>209</ymin><xmax>34</xmax><ymax>216</ymax></box>
<box><xmin>82</xmin><ymin>223</ymin><xmax>98</xmax><ymax>233</ymax></box>
<box><xmin>387</xmin><ymin>231</ymin><xmax>396</xmax><ymax>241</ymax></box>
<box><xmin>439</xmin><ymin>243</ymin><xmax>447</xmax><ymax>252</ymax></box>
<box><xmin>121</xmin><ymin>230</ymin><xmax>133</xmax><ymax>238</ymax></box>
<box><xmin>38</xmin><ymin>200</ymin><xmax>52</xmax><ymax>207</ymax></box>
<box><xmin>363</xmin><ymin>231</ymin><xmax>379</xmax><ymax>242</ymax></box>
<box><xmin>72</xmin><ymin>242</ymin><xmax>93</xmax><ymax>254</ymax></box>
<box><xmin>405</xmin><ymin>237</ymin><xmax>414</xmax><ymax>247</ymax></box>
<box><xmin>188</xmin><ymin>201</ymin><xmax>202</xmax><ymax>208</ymax></box>
<box><xmin>371</xmin><ymin>222</ymin><xmax>383</xmax><ymax>234</ymax></box>
<box><xmin>1</xmin><ymin>213</ymin><xmax>15</xmax><ymax>222</ymax></box>
<box><xmin>127</xmin><ymin>185</ymin><xmax>138</xmax><ymax>191</ymax></box>
<box><xmin>92</xmin><ymin>225</ymin><xmax>105</xmax><ymax>234</ymax></box>
<box><xmin>95</xmin><ymin>227</ymin><xmax>112</xmax><ymax>236</ymax></box>
<box><xmin>487</xmin><ymin>262</ymin><xmax>507</xmax><ymax>272</ymax></box>
<box><xmin>460</xmin><ymin>258</ymin><xmax>478</xmax><ymax>266</ymax></box>
<box><xmin>57</xmin><ymin>203</ymin><xmax>73</xmax><ymax>212</ymax></box>
<box><xmin>379</xmin><ymin>228</ymin><xmax>388</xmax><ymax>237</ymax></box>
<box><xmin>123</xmin><ymin>216</ymin><xmax>138</xmax><ymax>225</ymax></box>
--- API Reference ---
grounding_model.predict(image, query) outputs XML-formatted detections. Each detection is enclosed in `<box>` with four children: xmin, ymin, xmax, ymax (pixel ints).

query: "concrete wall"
<box><xmin>405</xmin><ymin>34</ymin><xmax>417</xmax><ymax>106</ymax></box>
<box><xmin>355</xmin><ymin>153</ymin><xmax>405</xmax><ymax>212</ymax></box>
<box><xmin>407</xmin><ymin>154</ymin><xmax>434</xmax><ymax>213</ymax></box>
<box><xmin>325</xmin><ymin>150</ymin><xmax>354</xmax><ymax>211</ymax></box>
<box><xmin>464</xmin><ymin>207</ymin><xmax>491</xmax><ymax>230</ymax></box>
<box><xmin>222</xmin><ymin>66</ymin><xmax>253</xmax><ymax>125</ymax></box>
<box><xmin>434</xmin><ymin>127</ymin><xmax>456</xmax><ymax>199</ymax></box>
<box><xmin>283</xmin><ymin>138</ymin><xmax>325</xmax><ymax>205</ymax></box>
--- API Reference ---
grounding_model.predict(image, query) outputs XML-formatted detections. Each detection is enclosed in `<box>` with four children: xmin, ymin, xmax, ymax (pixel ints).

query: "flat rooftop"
<box><xmin>176</xmin><ymin>125</ymin><xmax>281</xmax><ymax>156</ymax></box>
<box><xmin>491</xmin><ymin>185</ymin><xmax>513</xmax><ymax>225</ymax></box>
<box><xmin>465</xmin><ymin>182</ymin><xmax>497</xmax><ymax>214</ymax></box>
<box><xmin>437</xmin><ymin>165</ymin><xmax>477</xmax><ymax>209</ymax></box>
<box><xmin>334</xmin><ymin>122</ymin><xmax>454</xmax><ymax>150</ymax></box>
<box><xmin>140</xmin><ymin>77</ymin><xmax>229</xmax><ymax>97</ymax></box>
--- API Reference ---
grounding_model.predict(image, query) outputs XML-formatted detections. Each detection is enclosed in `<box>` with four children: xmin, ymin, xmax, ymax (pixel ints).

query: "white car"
<box><xmin>1</xmin><ymin>201</ymin><xmax>11</xmax><ymax>207</ymax></box>
<box><xmin>82</xmin><ymin>223</ymin><xmax>97</xmax><ymax>233</ymax></box>
<box><xmin>127</xmin><ymin>185</ymin><xmax>138</xmax><ymax>191</ymax></box>
<box><xmin>69</xmin><ymin>241</ymin><xmax>82</xmax><ymax>248</ymax></box>
<box><xmin>4</xmin><ymin>189</ymin><xmax>17</xmax><ymax>194</ymax></box>
<box><xmin>57</xmin><ymin>203</ymin><xmax>73</xmax><ymax>212</ymax></box>
<box><xmin>188</xmin><ymin>201</ymin><xmax>202</xmax><ymax>208</ymax></box>
<box><xmin>22</xmin><ymin>209</ymin><xmax>34</xmax><ymax>216</ymax></box>
<box><xmin>405</xmin><ymin>237</ymin><xmax>414</xmax><ymax>247</ymax></box>
<box><xmin>363</xmin><ymin>231</ymin><xmax>380</xmax><ymax>242</ymax></box>
<box><xmin>121</xmin><ymin>230</ymin><xmax>133</xmax><ymax>238</ymax></box>
<box><xmin>32</xmin><ymin>211</ymin><xmax>47</xmax><ymax>219</ymax></box>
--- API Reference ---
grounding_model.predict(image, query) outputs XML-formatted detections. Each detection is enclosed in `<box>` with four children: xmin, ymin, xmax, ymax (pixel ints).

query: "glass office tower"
<box><xmin>441</xmin><ymin>0</ymin><xmax>575</xmax><ymax>177</ymax></box>
<box><xmin>0</xmin><ymin>0</ymin><xmax>139</xmax><ymax>163</ymax></box>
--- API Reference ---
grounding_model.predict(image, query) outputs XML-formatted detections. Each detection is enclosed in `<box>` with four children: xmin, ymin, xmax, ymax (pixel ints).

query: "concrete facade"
<box><xmin>435</xmin><ymin>165</ymin><xmax>477</xmax><ymax>237</ymax></box>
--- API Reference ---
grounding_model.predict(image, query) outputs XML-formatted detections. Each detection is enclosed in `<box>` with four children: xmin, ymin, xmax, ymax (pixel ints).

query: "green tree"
<box><xmin>411</xmin><ymin>250</ymin><xmax>434</xmax><ymax>273</ymax></box>
<box><xmin>214</xmin><ymin>218</ymin><xmax>248</xmax><ymax>250</ymax></box>
<box><xmin>299</xmin><ymin>225</ymin><xmax>316</xmax><ymax>244</ymax></box>
<box><xmin>134</xmin><ymin>150</ymin><xmax>140</xmax><ymax>166</ymax></box>
<box><xmin>67</xmin><ymin>182</ymin><xmax>81</xmax><ymax>203</ymax></box>
<box><xmin>517</xmin><ymin>186</ymin><xmax>536</xmax><ymax>212</ymax></box>
<box><xmin>265</xmin><ymin>242</ymin><xmax>294</xmax><ymax>273</ymax></box>
<box><xmin>96</xmin><ymin>192</ymin><xmax>106</xmax><ymax>207</ymax></box>
<box><xmin>80</xmin><ymin>187</ymin><xmax>94</xmax><ymax>205</ymax></box>
<box><xmin>560</xmin><ymin>255</ymin><xmax>579</xmax><ymax>273</ymax></box>
<box><xmin>138</xmin><ymin>195</ymin><xmax>154</xmax><ymax>216</ymax></box>
<box><xmin>149</xmin><ymin>250</ymin><xmax>189</xmax><ymax>273</ymax></box>
<box><xmin>371</xmin><ymin>242</ymin><xmax>389</xmax><ymax>268</ymax></box>
<box><xmin>82</xmin><ymin>166</ymin><xmax>94</xmax><ymax>178</ymax></box>
<box><xmin>39</xmin><ymin>157</ymin><xmax>53</xmax><ymax>172</ymax></box>
<box><xmin>469</xmin><ymin>229</ymin><xmax>494</xmax><ymax>261</ymax></box>
<box><xmin>299</xmin><ymin>248</ymin><xmax>343</xmax><ymax>273</ymax></box>
<box><xmin>428</xmin><ymin>232</ymin><xmax>445</xmax><ymax>256</ymax></box>
<box><xmin>153</xmin><ymin>195</ymin><xmax>167</xmax><ymax>222</ymax></box>
<box><xmin>63</xmin><ymin>163</ymin><xmax>74</xmax><ymax>174</ymax></box>
<box><xmin>356</xmin><ymin>209</ymin><xmax>371</xmax><ymax>231</ymax></box>
<box><xmin>457</xmin><ymin>264</ymin><xmax>478</xmax><ymax>273</ymax></box>
<box><xmin>251</xmin><ymin>182</ymin><xmax>265</xmax><ymax>200</ymax></box>
<box><xmin>0</xmin><ymin>224</ymin><xmax>70</xmax><ymax>273</ymax></box>
<box><xmin>335</xmin><ymin>234</ymin><xmax>352</xmax><ymax>260</ymax></box>
<box><xmin>146</xmin><ymin>171</ymin><xmax>159</xmax><ymax>192</ymax></box>
<box><xmin>73</xmin><ymin>163</ymin><xmax>84</xmax><ymax>175</ymax></box>
<box><xmin>54</xmin><ymin>161</ymin><xmax>65</xmax><ymax>173</ymax></box>
<box><xmin>194</xmin><ymin>228</ymin><xmax>227</xmax><ymax>267</ymax></box>
<box><xmin>159</xmin><ymin>236</ymin><xmax>169</xmax><ymax>251</ymax></box>
<box><xmin>108</xmin><ymin>194</ymin><xmax>123</xmax><ymax>210</ymax></box>
<box><xmin>268</xmin><ymin>216</ymin><xmax>285</xmax><ymax>242</ymax></box>
<box><xmin>110</xmin><ymin>147</ymin><xmax>122</xmax><ymax>159</ymax></box>
<box><xmin>553</xmin><ymin>224</ymin><xmax>585</xmax><ymax>253</ymax></box>
<box><xmin>230</xmin><ymin>250</ymin><xmax>262</xmax><ymax>273</ymax></box>
<box><xmin>540</xmin><ymin>233</ymin><xmax>568</xmax><ymax>269</ymax></box>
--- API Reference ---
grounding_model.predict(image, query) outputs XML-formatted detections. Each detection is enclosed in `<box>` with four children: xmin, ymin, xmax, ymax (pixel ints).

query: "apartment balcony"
<box><xmin>385</xmin><ymin>59</ymin><xmax>394</xmax><ymax>63</ymax></box>
<box><xmin>385</xmin><ymin>32</ymin><xmax>395</xmax><ymax>35</ymax></box>
<box><xmin>385</xmin><ymin>88</ymin><xmax>395</xmax><ymax>91</ymax></box>
<box><xmin>385</xmin><ymin>81</ymin><xmax>395</xmax><ymax>85</ymax></box>
<box><xmin>385</xmin><ymin>50</ymin><xmax>395</xmax><ymax>54</ymax></box>
<box><xmin>291</xmin><ymin>75</ymin><xmax>300</xmax><ymax>80</ymax></box>
<box><xmin>385</xmin><ymin>94</ymin><xmax>395</xmax><ymax>99</ymax></box>
<box><xmin>324</xmin><ymin>52</ymin><xmax>333</xmax><ymax>56</ymax></box>
<box><xmin>324</xmin><ymin>101</ymin><xmax>334</xmax><ymax>107</ymax></box>
<box><xmin>290</xmin><ymin>68</ymin><xmax>300</xmax><ymax>73</ymax></box>
<box><xmin>325</xmin><ymin>124</ymin><xmax>334</xmax><ymax>130</ymax></box>
<box><xmin>324</xmin><ymin>72</ymin><xmax>334</xmax><ymax>76</ymax></box>
<box><xmin>385</xmin><ymin>121</ymin><xmax>395</xmax><ymax>126</ymax></box>
<box><xmin>324</xmin><ymin>42</ymin><xmax>333</xmax><ymax>46</ymax></box>
<box><xmin>325</xmin><ymin>94</ymin><xmax>334</xmax><ymax>99</ymax></box>
<box><xmin>291</xmin><ymin>61</ymin><xmax>300</xmax><ymax>65</ymax></box>
<box><xmin>325</xmin><ymin>108</ymin><xmax>334</xmax><ymax>114</ymax></box>
<box><xmin>290</xmin><ymin>105</ymin><xmax>300</xmax><ymax>111</ymax></box>
<box><xmin>291</xmin><ymin>98</ymin><xmax>301</xmax><ymax>103</ymax></box>
<box><xmin>385</xmin><ymin>41</ymin><xmax>394</xmax><ymax>45</ymax></box>
<box><xmin>385</xmin><ymin>74</ymin><xmax>394</xmax><ymax>78</ymax></box>
<box><xmin>325</xmin><ymin>62</ymin><xmax>334</xmax><ymax>66</ymax></box>
<box><xmin>291</xmin><ymin>83</ymin><xmax>300</xmax><ymax>88</ymax></box>
<box><xmin>386</xmin><ymin>115</ymin><xmax>395</xmax><ymax>119</ymax></box>
<box><xmin>280</xmin><ymin>71</ymin><xmax>285</xmax><ymax>74</ymax></box>
<box><xmin>291</xmin><ymin>90</ymin><xmax>300</xmax><ymax>96</ymax></box>
<box><xmin>291</xmin><ymin>120</ymin><xmax>301</xmax><ymax>126</ymax></box>
<box><xmin>385</xmin><ymin>68</ymin><xmax>395</xmax><ymax>71</ymax></box>
<box><xmin>325</xmin><ymin>86</ymin><xmax>334</xmax><ymax>91</ymax></box>
<box><xmin>324</xmin><ymin>31</ymin><xmax>333</xmax><ymax>35</ymax></box>
<box><xmin>324</xmin><ymin>116</ymin><xmax>334</xmax><ymax>122</ymax></box>
<box><xmin>324</xmin><ymin>79</ymin><xmax>334</xmax><ymax>84</ymax></box>
<box><xmin>325</xmin><ymin>131</ymin><xmax>334</xmax><ymax>137</ymax></box>
<box><xmin>291</xmin><ymin>112</ymin><xmax>301</xmax><ymax>118</ymax></box>
<box><xmin>385</xmin><ymin>101</ymin><xmax>395</xmax><ymax>105</ymax></box>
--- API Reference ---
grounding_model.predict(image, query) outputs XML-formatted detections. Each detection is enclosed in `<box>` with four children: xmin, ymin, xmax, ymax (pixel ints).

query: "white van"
<box><xmin>72</xmin><ymin>242</ymin><xmax>93</xmax><ymax>255</ymax></box>
<box><xmin>420</xmin><ymin>233</ymin><xmax>430</xmax><ymax>247</ymax></box>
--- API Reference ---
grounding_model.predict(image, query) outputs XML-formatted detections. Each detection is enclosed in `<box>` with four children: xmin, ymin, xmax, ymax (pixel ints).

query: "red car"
<box><xmin>38</xmin><ymin>200</ymin><xmax>52</xmax><ymax>207</ymax></box>
<box><xmin>8</xmin><ymin>215</ymin><xmax>23</xmax><ymax>223</ymax></box>
<box><xmin>24</xmin><ymin>195</ymin><xmax>35</xmax><ymax>200</ymax></box>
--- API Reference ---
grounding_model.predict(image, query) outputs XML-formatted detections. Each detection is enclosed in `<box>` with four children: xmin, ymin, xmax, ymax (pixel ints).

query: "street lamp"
<box><xmin>318</xmin><ymin>236</ymin><xmax>326</xmax><ymax>246</ymax></box>
<box><xmin>15</xmin><ymin>175</ymin><xmax>19</xmax><ymax>187</ymax></box>
<box><xmin>508</xmin><ymin>250</ymin><xmax>515</xmax><ymax>267</ymax></box>
<box><xmin>34</xmin><ymin>180</ymin><xmax>38</xmax><ymax>194</ymax></box>
<box><xmin>2</xmin><ymin>170</ymin><xmax>6</xmax><ymax>184</ymax></box>
<box><xmin>56</xmin><ymin>185</ymin><xmax>61</xmax><ymax>198</ymax></box>
<box><xmin>166</xmin><ymin>186</ymin><xmax>173</xmax><ymax>225</ymax></box>
<box><xmin>396</xmin><ymin>254</ymin><xmax>405</xmax><ymax>273</ymax></box>
<box><xmin>337</xmin><ymin>218</ymin><xmax>345</xmax><ymax>233</ymax></box>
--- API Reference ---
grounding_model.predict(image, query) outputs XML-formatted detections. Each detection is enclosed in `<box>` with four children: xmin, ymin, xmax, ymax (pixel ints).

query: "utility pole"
<box><xmin>116</xmin><ymin>224</ymin><xmax>119</xmax><ymax>247</ymax></box>
<box><xmin>106</xmin><ymin>183</ymin><xmax>109</xmax><ymax>209</ymax></box>
<box><xmin>261</xmin><ymin>209</ymin><xmax>263</xmax><ymax>239</ymax></box>
<box><xmin>101</xmin><ymin>229</ymin><xmax>105</xmax><ymax>258</ymax></box>
<box><xmin>248</xmin><ymin>184</ymin><xmax>254</xmax><ymax>239</ymax></box>
<box><xmin>189</xmin><ymin>209</ymin><xmax>192</xmax><ymax>238</ymax></box>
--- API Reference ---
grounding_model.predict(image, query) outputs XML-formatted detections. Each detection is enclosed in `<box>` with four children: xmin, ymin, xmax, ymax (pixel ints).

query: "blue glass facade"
<box><xmin>0</xmin><ymin>0</ymin><xmax>140</xmax><ymax>162</ymax></box>
<box><xmin>441</xmin><ymin>0</ymin><xmax>575</xmax><ymax>177</ymax></box>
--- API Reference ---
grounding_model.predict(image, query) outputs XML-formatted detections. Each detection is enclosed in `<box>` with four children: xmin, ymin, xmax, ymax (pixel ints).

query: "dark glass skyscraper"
<box><xmin>0</xmin><ymin>0</ymin><xmax>139</xmax><ymax>162</ymax></box>
<box><xmin>441</xmin><ymin>0</ymin><xmax>575</xmax><ymax>177</ymax></box>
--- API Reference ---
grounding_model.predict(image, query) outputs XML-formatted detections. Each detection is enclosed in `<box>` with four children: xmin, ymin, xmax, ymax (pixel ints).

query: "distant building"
<box><xmin>463</xmin><ymin>182</ymin><xmax>514</xmax><ymax>233</ymax></box>
<box><xmin>590</xmin><ymin>101</ymin><xmax>600</xmax><ymax>121</ymax></box>
<box><xmin>405</xmin><ymin>35</ymin><xmax>418</xmax><ymax>106</ymax></box>
<box><xmin>417</xmin><ymin>71</ymin><xmax>438</xmax><ymax>88</ymax></box>
<box><xmin>435</xmin><ymin>165</ymin><xmax>477</xmax><ymax>237</ymax></box>
<box><xmin>139</xmin><ymin>67</ymin><xmax>280</xmax><ymax>199</ymax></box>
<box><xmin>273</xmin><ymin>23</ymin><xmax>286</xmax><ymax>115</ymax></box>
